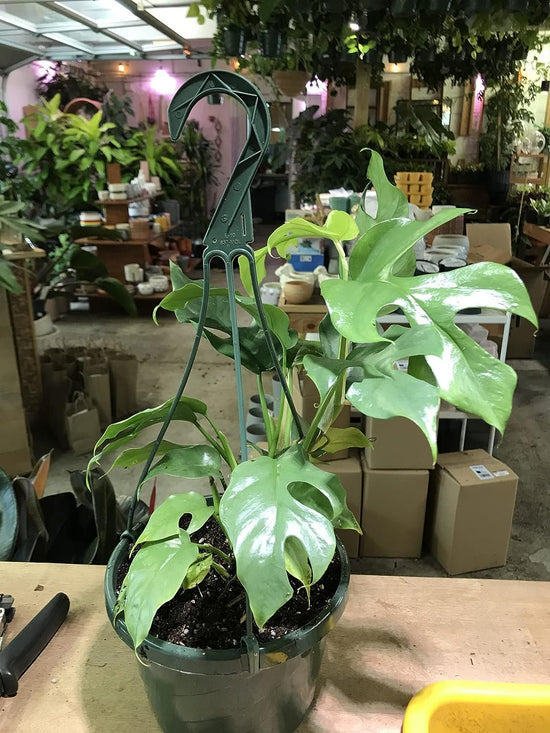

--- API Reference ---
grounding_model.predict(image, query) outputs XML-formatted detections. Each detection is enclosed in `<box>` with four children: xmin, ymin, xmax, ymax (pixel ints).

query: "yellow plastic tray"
<box><xmin>402</xmin><ymin>680</ymin><xmax>550</xmax><ymax>733</ymax></box>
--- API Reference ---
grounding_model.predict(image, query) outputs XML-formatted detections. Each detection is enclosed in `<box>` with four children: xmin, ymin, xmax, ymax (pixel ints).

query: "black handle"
<box><xmin>0</xmin><ymin>592</ymin><xmax>70</xmax><ymax>697</ymax></box>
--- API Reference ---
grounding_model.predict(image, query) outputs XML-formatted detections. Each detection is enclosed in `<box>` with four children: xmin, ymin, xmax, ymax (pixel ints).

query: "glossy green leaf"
<box><xmin>153</xmin><ymin>282</ymin><xmax>227</xmax><ymax>325</ymax></box>
<box><xmin>345</xmin><ymin>325</ymin><xmax>451</xmax><ymax>458</ymax></box>
<box><xmin>349</xmin><ymin>209</ymin><xmax>471</xmax><ymax>282</ymax></box>
<box><xmin>96</xmin><ymin>276</ymin><xmax>137</xmax><ymax>316</ymax></box>
<box><xmin>267</xmin><ymin>210</ymin><xmax>358</xmax><ymax>251</ymax></box>
<box><xmin>167</xmin><ymin>284</ymin><xmax>297</xmax><ymax>373</ymax></box>
<box><xmin>110</xmin><ymin>440</ymin><xmax>182</xmax><ymax>470</ymax></box>
<box><xmin>183</xmin><ymin>554</ymin><xmax>213</xmax><ymax>590</ymax></box>
<box><xmin>356</xmin><ymin>149</ymin><xmax>409</xmax><ymax>232</ymax></box>
<box><xmin>303</xmin><ymin>354</ymin><xmax>349</xmax><ymax>402</ymax></box>
<box><xmin>319</xmin><ymin>313</ymin><xmax>341</xmax><ymax>360</ymax></box>
<box><xmin>134</xmin><ymin>492</ymin><xmax>214</xmax><ymax>547</ymax></box>
<box><xmin>313</xmin><ymin>426</ymin><xmax>372</xmax><ymax>455</ymax></box>
<box><xmin>90</xmin><ymin>397</ymin><xmax>208</xmax><ymax>474</ymax></box>
<box><xmin>238</xmin><ymin>211</ymin><xmax>357</xmax><ymax>295</ymax></box>
<box><xmin>121</xmin><ymin>536</ymin><xmax>199</xmax><ymax>649</ymax></box>
<box><xmin>284</xmin><ymin>536</ymin><xmax>312</xmax><ymax>600</ymax></box>
<box><xmin>238</xmin><ymin>247</ymin><xmax>270</xmax><ymax>297</ymax></box>
<box><xmin>143</xmin><ymin>445</ymin><xmax>221</xmax><ymax>482</ymax></box>
<box><xmin>219</xmin><ymin>444</ymin><xmax>359</xmax><ymax>627</ymax></box>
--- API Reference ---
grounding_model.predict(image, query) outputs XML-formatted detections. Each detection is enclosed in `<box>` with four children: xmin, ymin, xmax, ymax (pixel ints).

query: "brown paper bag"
<box><xmin>83</xmin><ymin>360</ymin><xmax>112</xmax><ymax>429</ymax></box>
<box><xmin>65</xmin><ymin>392</ymin><xmax>101</xmax><ymax>455</ymax></box>
<box><xmin>41</xmin><ymin>362</ymin><xmax>72</xmax><ymax>449</ymax></box>
<box><xmin>108</xmin><ymin>353</ymin><xmax>138</xmax><ymax>419</ymax></box>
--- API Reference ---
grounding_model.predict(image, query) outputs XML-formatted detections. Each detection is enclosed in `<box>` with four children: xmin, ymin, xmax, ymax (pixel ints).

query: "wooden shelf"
<box><xmin>94</xmin><ymin>192</ymin><xmax>163</xmax><ymax>206</ymax></box>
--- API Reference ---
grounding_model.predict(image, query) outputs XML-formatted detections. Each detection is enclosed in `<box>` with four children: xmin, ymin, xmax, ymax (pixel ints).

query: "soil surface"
<box><xmin>117</xmin><ymin>518</ymin><xmax>341</xmax><ymax>649</ymax></box>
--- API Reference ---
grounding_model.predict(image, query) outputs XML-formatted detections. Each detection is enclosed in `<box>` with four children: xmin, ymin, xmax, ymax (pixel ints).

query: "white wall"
<box><xmin>3</xmin><ymin>63</ymin><xmax>39</xmax><ymax>134</ymax></box>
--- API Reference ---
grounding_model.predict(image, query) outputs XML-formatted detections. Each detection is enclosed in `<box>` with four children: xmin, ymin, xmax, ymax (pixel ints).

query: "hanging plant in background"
<box><xmin>190</xmin><ymin>2</ymin><xmax>548</xmax><ymax>88</ymax></box>
<box><xmin>35</xmin><ymin>61</ymin><xmax>108</xmax><ymax>107</ymax></box>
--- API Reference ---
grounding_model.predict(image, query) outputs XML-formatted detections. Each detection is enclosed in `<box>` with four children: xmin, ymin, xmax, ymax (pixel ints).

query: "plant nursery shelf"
<box><xmin>2</xmin><ymin>562</ymin><xmax>550</xmax><ymax>733</ymax></box>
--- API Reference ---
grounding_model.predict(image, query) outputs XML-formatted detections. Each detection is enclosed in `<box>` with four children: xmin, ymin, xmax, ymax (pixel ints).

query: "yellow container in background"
<box><xmin>403</xmin><ymin>680</ymin><xmax>550</xmax><ymax>733</ymax></box>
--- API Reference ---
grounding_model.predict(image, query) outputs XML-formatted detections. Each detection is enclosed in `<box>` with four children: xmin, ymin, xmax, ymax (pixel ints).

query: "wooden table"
<box><xmin>1</xmin><ymin>564</ymin><xmax>549</xmax><ymax>732</ymax></box>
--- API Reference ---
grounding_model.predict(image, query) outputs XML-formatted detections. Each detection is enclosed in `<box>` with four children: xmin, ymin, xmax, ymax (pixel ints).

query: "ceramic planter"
<box><xmin>105</xmin><ymin>535</ymin><xmax>350</xmax><ymax>733</ymax></box>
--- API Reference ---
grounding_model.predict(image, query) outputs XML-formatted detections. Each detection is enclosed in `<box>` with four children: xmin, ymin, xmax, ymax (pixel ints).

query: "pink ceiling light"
<box><xmin>150</xmin><ymin>69</ymin><xmax>177</xmax><ymax>96</ymax></box>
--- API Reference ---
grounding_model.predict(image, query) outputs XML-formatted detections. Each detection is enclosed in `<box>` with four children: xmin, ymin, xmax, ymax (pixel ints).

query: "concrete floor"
<box><xmin>38</xmin><ymin>263</ymin><xmax>550</xmax><ymax>583</ymax></box>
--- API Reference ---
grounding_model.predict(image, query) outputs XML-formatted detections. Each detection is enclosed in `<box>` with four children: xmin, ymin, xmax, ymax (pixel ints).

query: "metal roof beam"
<box><xmin>114</xmin><ymin>0</ymin><xmax>190</xmax><ymax>50</ymax></box>
<box><xmin>43</xmin><ymin>32</ymin><xmax>94</xmax><ymax>54</ymax></box>
<box><xmin>0</xmin><ymin>10</ymin><xmax>36</xmax><ymax>33</ymax></box>
<box><xmin>44</xmin><ymin>3</ymin><xmax>144</xmax><ymax>54</ymax></box>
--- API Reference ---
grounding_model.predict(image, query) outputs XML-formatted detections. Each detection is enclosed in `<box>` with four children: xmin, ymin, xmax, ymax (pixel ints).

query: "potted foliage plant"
<box><xmin>89</xmin><ymin>148</ymin><xmax>535</xmax><ymax>732</ymax></box>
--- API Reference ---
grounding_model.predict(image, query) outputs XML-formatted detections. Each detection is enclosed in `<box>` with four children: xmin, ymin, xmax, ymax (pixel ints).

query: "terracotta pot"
<box><xmin>283</xmin><ymin>280</ymin><xmax>313</xmax><ymax>304</ymax></box>
<box><xmin>273</xmin><ymin>70</ymin><xmax>310</xmax><ymax>98</ymax></box>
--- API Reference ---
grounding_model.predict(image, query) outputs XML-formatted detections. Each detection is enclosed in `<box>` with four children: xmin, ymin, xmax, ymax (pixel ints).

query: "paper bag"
<box><xmin>41</xmin><ymin>362</ymin><xmax>72</xmax><ymax>449</ymax></box>
<box><xmin>65</xmin><ymin>393</ymin><xmax>101</xmax><ymax>455</ymax></box>
<box><xmin>83</xmin><ymin>360</ymin><xmax>112</xmax><ymax>429</ymax></box>
<box><xmin>108</xmin><ymin>352</ymin><xmax>138</xmax><ymax>419</ymax></box>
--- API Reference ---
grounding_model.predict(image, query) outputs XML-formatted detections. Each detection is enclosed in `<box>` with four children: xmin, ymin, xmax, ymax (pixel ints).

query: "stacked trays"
<box><xmin>394</xmin><ymin>172</ymin><xmax>433</xmax><ymax>208</ymax></box>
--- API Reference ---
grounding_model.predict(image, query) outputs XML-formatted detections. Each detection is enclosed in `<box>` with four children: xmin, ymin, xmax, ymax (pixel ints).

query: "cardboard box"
<box><xmin>320</xmin><ymin>450</ymin><xmax>362</xmax><ymax>558</ymax></box>
<box><xmin>491</xmin><ymin>258</ymin><xmax>548</xmax><ymax>358</ymax></box>
<box><xmin>292</xmin><ymin>368</ymin><xmax>350</xmax><ymax>460</ymax></box>
<box><xmin>364</xmin><ymin>415</ymin><xmax>434</xmax><ymax>470</ymax></box>
<box><xmin>466</xmin><ymin>222</ymin><xmax>512</xmax><ymax>264</ymax></box>
<box><xmin>427</xmin><ymin>449</ymin><xmax>518</xmax><ymax>575</ymax></box>
<box><xmin>464</xmin><ymin>222</ymin><xmax>547</xmax><ymax>358</ymax></box>
<box><xmin>360</xmin><ymin>458</ymin><xmax>429</xmax><ymax>558</ymax></box>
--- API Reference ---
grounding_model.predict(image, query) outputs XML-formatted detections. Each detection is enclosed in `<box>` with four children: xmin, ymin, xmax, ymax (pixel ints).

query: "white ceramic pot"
<box><xmin>137</xmin><ymin>282</ymin><xmax>154</xmax><ymax>295</ymax></box>
<box><xmin>260</xmin><ymin>282</ymin><xmax>281</xmax><ymax>305</ymax></box>
<box><xmin>432</xmin><ymin>234</ymin><xmax>469</xmax><ymax>254</ymax></box>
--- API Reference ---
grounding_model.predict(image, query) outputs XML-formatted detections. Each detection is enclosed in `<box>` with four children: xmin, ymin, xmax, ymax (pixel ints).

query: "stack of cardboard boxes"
<box><xmin>293</xmin><ymin>369</ymin><xmax>520</xmax><ymax>575</ymax></box>
<box><xmin>361</xmin><ymin>417</ymin><xmax>431</xmax><ymax>558</ymax></box>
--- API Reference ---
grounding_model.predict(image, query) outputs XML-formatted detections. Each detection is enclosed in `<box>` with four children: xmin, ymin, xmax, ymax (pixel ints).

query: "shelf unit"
<box><xmin>510</xmin><ymin>153</ymin><xmax>549</xmax><ymax>186</ymax></box>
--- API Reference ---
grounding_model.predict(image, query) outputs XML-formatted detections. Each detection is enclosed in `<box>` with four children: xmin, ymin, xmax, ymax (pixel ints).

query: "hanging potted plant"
<box><xmin>92</xmin><ymin>121</ymin><xmax>535</xmax><ymax>733</ymax></box>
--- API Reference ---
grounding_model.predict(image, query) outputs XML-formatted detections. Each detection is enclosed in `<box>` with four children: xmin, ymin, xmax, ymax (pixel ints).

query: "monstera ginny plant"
<box><xmin>89</xmin><ymin>151</ymin><xmax>535</xmax><ymax>730</ymax></box>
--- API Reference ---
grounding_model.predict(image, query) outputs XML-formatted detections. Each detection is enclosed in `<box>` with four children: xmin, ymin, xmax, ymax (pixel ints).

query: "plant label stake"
<box><xmin>127</xmin><ymin>70</ymin><xmax>303</xmax><ymax>675</ymax></box>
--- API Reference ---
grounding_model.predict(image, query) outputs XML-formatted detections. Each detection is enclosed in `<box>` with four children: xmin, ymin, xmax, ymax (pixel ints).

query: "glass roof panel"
<box><xmin>0</xmin><ymin>1</ymin><xmax>216</xmax><ymax>62</ymax></box>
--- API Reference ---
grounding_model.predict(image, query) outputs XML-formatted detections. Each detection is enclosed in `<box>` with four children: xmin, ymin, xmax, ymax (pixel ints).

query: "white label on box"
<box><xmin>396</xmin><ymin>359</ymin><xmax>409</xmax><ymax>372</ymax></box>
<box><xmin>470</xmin><ymin>464</ymin><xmax>494</xmax><ymax>480</ymax></box>
<box><xmin>493</xmin><ymin>470</ymin><xmax>510</xmax><ymax>477</ymax></box>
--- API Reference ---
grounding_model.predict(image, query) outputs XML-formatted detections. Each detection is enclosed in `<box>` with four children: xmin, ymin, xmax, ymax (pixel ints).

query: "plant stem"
<box><xmin>256</xmin><ymin>373</ymin><xmax>274</xmax><ymax>449</ymax></box>
<box><xmin>211</xmin><ymin>561</ymin><xmax>230</xmax><ymax>580</ymax></box>
<box><xmin>208</xmin><ymin>476</ymin><xmax>221</xmax><ymax>515</ymax></box>
<box><xmin>302</xmin><ymin>381</ymin><xmax>339</xmax><ymax>453</ymax></box>
<box><xmin>196</xmin><ymin>422</ymin><xmax>226</xmax><ymax>459</ymax></box>
<box><xmin>198</xmin><ymin>542</ymin><xmax>232</xmax><ymax>564</ymax></box>
<box><xmin>205</xmin><ymin>414</ymin><xmax>238</xmax><ymax>470</ymax></box>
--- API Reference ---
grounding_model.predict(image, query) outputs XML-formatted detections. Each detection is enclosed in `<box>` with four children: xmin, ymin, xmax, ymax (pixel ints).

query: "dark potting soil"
<box><xmin>116</xmin><ymin>517</ymin><xmax>341</xmax><ymax>650</ymax></box>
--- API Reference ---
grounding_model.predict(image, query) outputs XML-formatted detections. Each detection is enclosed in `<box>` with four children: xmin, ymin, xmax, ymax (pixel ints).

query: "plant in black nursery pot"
<box><xmin>89</xmin><ymin>81</ymin><xmax>536</xmax><ymax>731</ymax></box>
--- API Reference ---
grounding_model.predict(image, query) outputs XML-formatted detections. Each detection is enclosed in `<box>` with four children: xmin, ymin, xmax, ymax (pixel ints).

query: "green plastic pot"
<box><xmin>222</xmin><ymin>27</ymin><xmax>247</xmax><ymax>57</ymax></box>
<box><xmin>105</xmin><ymin>534</ymin><xmax>350</xmax><ymax>733</ymax></box>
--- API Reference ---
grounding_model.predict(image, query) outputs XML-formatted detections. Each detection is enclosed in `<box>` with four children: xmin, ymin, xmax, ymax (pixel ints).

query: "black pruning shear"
<box><xmin>0</xmin><ymin>592</ymin><xmax>70</xmax><ymax>697</ymax></box>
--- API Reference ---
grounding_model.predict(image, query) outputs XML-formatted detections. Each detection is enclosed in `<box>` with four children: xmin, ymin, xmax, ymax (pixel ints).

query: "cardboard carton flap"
<box><xmin>436</xmin><ymin>449</ymin><xmax>518</xmax><ymax>486</ymax></box>
<box><xmin>466</xmin><ymin>223</ymin><xmax>512</xmax><ymax>265</ymax></box>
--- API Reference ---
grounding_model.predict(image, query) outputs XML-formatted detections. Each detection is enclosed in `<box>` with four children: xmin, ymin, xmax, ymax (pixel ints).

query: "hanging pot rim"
<box><xmin>105</xmin><ymin>531</ymin><xmax>350</xmax><ymax>674</ymax></box>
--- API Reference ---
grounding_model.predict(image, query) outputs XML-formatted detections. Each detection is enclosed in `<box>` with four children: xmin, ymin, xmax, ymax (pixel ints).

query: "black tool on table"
<box><xmin>0</xmin><ymin>592</ymin><xmax>70</xmax><ymax>697</ymax></box>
